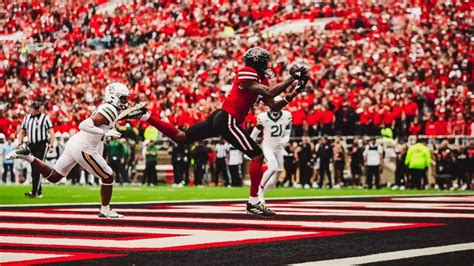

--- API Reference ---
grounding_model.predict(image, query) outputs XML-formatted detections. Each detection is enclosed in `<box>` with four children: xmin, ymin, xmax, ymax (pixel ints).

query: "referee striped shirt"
<box><xmin>21</xmin><ymin>113</ymin><xmax>53</xmax><ymax>144</ymax></box>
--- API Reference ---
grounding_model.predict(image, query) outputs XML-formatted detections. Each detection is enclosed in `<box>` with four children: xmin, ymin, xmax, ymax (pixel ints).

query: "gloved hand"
<box><xmin>294</xmin><ymin>78</ymin><xmax>309</xmax><ymax>93</ymax></box>
<box><xmin>104</xmin><ymin>129</ymin><xmax>121</xmax><ymax>138</ymax></box>
<box><xmin>289</xmin><ymin>64</ymin><xmax>309</xmax><ymax>80</ymax></box>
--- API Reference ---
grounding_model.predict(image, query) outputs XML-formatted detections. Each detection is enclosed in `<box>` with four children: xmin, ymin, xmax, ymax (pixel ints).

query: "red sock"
<box><xmin>249</xmin><ymin>160</ymin><xmax>264</xmax><ymax>197</ymax></box>
<box><xmin>148</xmin><ymin>115</ymin><xmax>179</xmax><ymax>139</ymax></box>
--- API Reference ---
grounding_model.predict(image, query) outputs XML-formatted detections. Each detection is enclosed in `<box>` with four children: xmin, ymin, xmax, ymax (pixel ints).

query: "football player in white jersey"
<box><xmin>7</xmin><ymin>83</ymin><xmax>149</xmax><ymax>218</ymax></box>
<box><xmin>251</xmin><ymin>107</ymin><xmax>292</xmax><ymax>205</ymax></box>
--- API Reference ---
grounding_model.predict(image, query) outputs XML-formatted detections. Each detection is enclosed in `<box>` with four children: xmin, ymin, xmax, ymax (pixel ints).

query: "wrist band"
<box><xmin>284</xmin><ymin>95</ymin><xmax>291</xmax><ymax>103</ymax></box>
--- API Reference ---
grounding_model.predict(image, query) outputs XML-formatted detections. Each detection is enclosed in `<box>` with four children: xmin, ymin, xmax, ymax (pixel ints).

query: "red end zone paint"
<box><xmin>0</xmin><ymin>249</ymin><xmax>122</xmax><ymax>266</ymax></box>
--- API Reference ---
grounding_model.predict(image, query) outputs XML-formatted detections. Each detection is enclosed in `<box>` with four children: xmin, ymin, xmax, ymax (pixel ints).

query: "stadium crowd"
<box><xmin>0</xmin><ymin>0</ymin><xmax>472</xmax><ymax>141</ymax></box>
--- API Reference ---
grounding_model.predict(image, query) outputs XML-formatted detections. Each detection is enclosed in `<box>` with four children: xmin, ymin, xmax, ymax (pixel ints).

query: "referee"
<box><xmin>19</xmin><ymin>101</ymin><xmax>54</xmax><ymax>198</ymax></box>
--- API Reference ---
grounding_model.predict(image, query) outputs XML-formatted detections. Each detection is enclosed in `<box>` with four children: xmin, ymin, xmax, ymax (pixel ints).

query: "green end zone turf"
<box><xmin>1</xmin><ymin>185</ymin><xmax>472</xmax><ymax>205</ymax></box>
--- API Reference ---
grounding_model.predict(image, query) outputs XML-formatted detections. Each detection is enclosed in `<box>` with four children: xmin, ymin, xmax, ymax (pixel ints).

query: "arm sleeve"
<box><xmin>405</xmin><ymin>148</ymin><xmax>411</xmax><ymax>166</ymax></box>
<box><xmin>237</xmin><ymin>67</ymin><xmax>258</xmax><ymax>85</ymax></box>
<box><xmin>281</xmin><ymin>120</ymin><xmax>292</xmax><ymax>144</ymax></box>
<box><xmin>250</xmin><ymin>127</ymin><xmax>261</xmax><ymax>142</ymax></box>
<box><xmin>79</xmin><ymin>118</ymin><xmax>105</xmax><ymax>135</ymax></box>
<box><xmin>21</xmin><ymin>116</ymin><xmax>27</xmax><ymax>130</ymax></box>
<box><xmin>45</xmin><ymin>116</ymin><xmax>53</xmax><ymax>129</ymax></box>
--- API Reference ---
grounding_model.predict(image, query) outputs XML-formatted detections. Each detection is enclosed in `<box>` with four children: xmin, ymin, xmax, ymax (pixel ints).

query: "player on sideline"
<box><xmin>250</xmin><ymin>107</ymin><xmax>292</xmax><ymax>205</ymax></box>
<box><xmin>135</xmin><ymin>47</ymin><xmax>309</xmax><ymax>217</ymax></box>
<box><xmin>7</xmin><ymin>83</ymin><xmax>148</xmax><ymax>218</ymax></box>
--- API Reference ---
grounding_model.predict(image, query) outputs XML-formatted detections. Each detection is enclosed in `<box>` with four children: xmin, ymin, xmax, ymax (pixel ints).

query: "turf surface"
<box><xmin>1</xmin><ymin>184</ymin><xmax>472</xmax><ymax>205</ymax></box>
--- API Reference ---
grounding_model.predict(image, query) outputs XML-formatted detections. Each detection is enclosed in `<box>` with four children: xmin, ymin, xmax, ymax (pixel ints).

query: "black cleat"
<box><xmin>246</xmin><ymin>202</ymin><xmax>276</xmax><ymax>217</ymax></box>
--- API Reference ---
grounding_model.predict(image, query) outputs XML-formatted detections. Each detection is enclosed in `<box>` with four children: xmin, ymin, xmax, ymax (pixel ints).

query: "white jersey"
<box><xmin>69</xmin><ymin>103</ymin><xmax>120</xmax><ymax>153</ymax></box>
<box><xmin>257</xmin><ymin>110</ymin><xmax>292</xmax><ymax>148</ymax></box>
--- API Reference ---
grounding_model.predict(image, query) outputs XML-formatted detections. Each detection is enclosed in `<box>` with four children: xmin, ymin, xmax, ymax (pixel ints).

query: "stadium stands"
<box><xmin>0</xmin><ymin>0</ymin><xmax>472</xmax><ymax>140</ymax></box>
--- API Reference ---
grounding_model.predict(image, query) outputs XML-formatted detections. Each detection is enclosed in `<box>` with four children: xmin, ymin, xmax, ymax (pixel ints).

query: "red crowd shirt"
<box><xmin>434</xmin><ymin>120</ymin><xmax>449</xmax><ymax>135</ymax></box>
<box><xmin>404</xmin><ymin>101</ymin><xmax>418</xmax><ymax>117</ymax></box>
<box><xmin>359</xmin><ymin>110</ymin><xmax>372</xmax><ymax>125</ymax></box>
<box><xmin>424</xmin><ymin>121</ymin><xmax>437</xmax><ymax>136</ymax></box>
<box><xmin>409</xmin><ymin>124</ymin><xmax>422</xmax><ymax>135</ymax></box>
<box><xmin>321</xmin><ymin>110</ymin><xmax>335</xmax><ymax>125</ymax></box>
<box><xmin>292</xmin><ymin>110</ymin><xmax>306</xmax><ymax>126</ymax></box>
<box><xmin>307</xmin><ymin>109</ymin><xmax>322</xmax><ymax>126</ymax></box>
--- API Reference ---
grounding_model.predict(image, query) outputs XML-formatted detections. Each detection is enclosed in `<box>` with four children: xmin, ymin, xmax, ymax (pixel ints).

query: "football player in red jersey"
<box><xmin>130</xmin><ymin>47</ymin><xmax>309</xmax><ymax>216</ymax></box>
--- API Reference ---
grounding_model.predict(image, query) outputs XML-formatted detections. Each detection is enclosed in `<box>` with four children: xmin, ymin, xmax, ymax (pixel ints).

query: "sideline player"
<box><xmin>7</xmin><ymin>83</ymin><xmax>147</xmax><ymax>218</ymax></box>
<box><xmin>135</xmin><ymin>47</ymin><xmax>309</xmax><ymax>216</ymax></box>
<box><xmin>250</xmin><ymin>108</ymin><xmax>292</xmax><ymax>204</ymax></box>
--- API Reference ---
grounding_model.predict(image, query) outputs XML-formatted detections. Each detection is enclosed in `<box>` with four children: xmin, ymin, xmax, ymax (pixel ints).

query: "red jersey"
<box><xmin>221</xmin><ymin>66</ymin><xmax>269</xmax><ymax>124</ymax></box>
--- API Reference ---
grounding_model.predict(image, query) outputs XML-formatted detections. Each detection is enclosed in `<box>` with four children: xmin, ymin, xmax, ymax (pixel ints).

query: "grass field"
<box><xmin>1</xmin><ymin>184</ymin><xmax>473</xmax><ymax>205</ymax></box>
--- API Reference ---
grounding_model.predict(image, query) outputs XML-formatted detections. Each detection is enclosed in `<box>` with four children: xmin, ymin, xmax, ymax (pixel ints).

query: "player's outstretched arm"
<box><xmin>262</xmin><ymin>79</ymin><xmax>308</xmax><ymax>112</ymax></box>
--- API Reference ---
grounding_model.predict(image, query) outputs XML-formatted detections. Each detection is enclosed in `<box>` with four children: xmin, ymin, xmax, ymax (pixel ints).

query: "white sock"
<box><xmin>24</xmin><ymin>155</ymin><xmax>34</xmax><ymax>163</ymax></box>
<box><xmin>101</xmin><ymin>205</ymin><xmax>110</xmax><ymax>213</ymax></box>
<box><xmin>248</xmin><ymin>196</ymin><xmax>259</xmax><ymax>205</ymax></box>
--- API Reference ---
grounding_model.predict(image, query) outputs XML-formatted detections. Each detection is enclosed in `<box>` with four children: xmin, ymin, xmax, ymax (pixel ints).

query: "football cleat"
<box><xmin>24</xmin><ymin>192</ymin><xmax>43</xmax><ymax>198</ymax></box>
<box><xmin>98</xmin><ymin>209</ymin><xmax>124</xmax><ymax>218</ymax></box>
<box><xmin>246</xmin><ymin>202</ymin><xmax>276</xmax><ymax>217</ymax></box>
<box><xmin>119</xmin><ymin>102</ymin><xmax>150</xmax><ymax>121</ymax></box>
<box><xmin>6</xmin><ymin>145</ymin><xmax>32</xmax><ymax>160</ymax></box>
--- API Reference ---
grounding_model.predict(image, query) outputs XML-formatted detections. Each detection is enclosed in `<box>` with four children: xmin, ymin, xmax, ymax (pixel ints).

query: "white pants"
<box><xmin>54</xmin><ymin>142</ymin><xmax>112</xmax><ymax>181</ymax></box>
<box><xmin>263</xmin><ymin>145</ymin><xmax>284</xmax><ymax>172</ymax></box>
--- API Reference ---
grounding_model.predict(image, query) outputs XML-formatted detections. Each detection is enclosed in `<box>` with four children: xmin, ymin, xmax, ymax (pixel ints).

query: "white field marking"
<box><xmin>2</xmin><ymin>193</ymin><xmax>473</xmax><ymax>207</ymax></box>
<box><xmin>55</xmin><ymin>206</ymin><xmax>474</xmax><ymax>219</ymax></box>
<box><xmin>386</xmin><ymin>196</ymin><xmax>474</xmax><ymax>202</ymax></box>
<box><xmin>294</xmin><ymin>242</ymin><xmax>474</xmax><ymax>266</ymax></box>
<box><xmin>0</xmin><ymin>223</ymin><xmax>318</xmax><ymax>250</ymax></box>
<box><xmin>0</xmin><ymin>252</ymin><xmax>70</xmax><ymax>263</ymax></box>
<box><xmin>274</xmin><ymin>201</ymin><xmax>474</xmax><ymax>210</ymax></box>
<box><xmin>0</xmin><ymin>212</ymin><xmax>414</xmax><ymax>230</ymax></box>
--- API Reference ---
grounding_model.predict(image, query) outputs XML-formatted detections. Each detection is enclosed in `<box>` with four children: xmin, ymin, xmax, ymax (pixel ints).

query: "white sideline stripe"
<box><xmin>388</xmin><ymin>196</ymin><xmax>474</xmax><ymax>202</ymax></box>
<box><xmin>54</xmin><ymin>206</ymin><xmax>474</xmax><ymax>219</ymax></box>
<box><xmin>294</xmin><ymin>242</ymin><xmax>474</xmax><ymax>265</ymax></box>
<box><xmin>0</xmin><ymin>252</ymin><xmax>70</xmax><ymax>263</ymax></box>
<box><xmin>0</xmin><ymin>213</ymin><xmax>413</xmax><ymax>230</ymax></box>
<box><xmin>1</xmin><ymin>193</ymin><xmax>473</xmax><ymax>207</ymax></box>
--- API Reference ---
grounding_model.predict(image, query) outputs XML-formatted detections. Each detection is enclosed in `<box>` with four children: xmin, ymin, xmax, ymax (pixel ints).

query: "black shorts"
<box><xmin>185</xmin><ymin>109</ymin><xmax>262</xmax><ymax>158</ymax></box>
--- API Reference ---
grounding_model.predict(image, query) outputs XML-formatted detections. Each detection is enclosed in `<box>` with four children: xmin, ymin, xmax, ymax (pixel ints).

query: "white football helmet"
<box><xmin>104</xmin><ymin>82</ymin><xmax>130</xmax><ymax>110</ymax></box>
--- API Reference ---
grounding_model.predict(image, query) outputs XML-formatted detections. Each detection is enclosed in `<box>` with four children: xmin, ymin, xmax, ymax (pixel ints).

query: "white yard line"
<box><xmin>294</xmin><ymin>242</ymin><xmax>474</xmax><ymax>265</ymax></box>
<box><xmin>1</xmin><ymin>193</ymin><xmax>473</xmax><ymax>207</ymax></box>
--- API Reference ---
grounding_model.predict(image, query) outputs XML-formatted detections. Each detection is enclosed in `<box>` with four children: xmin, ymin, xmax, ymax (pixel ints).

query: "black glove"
<box><xmin>289</xmin><ymin>64</ymin><xmax>309</xmax><ymax>80</ymax></box>
<box><xmin>294</xmin><ymin>77</ymin><xmax>309</xmax><ymax>93</ymax></box>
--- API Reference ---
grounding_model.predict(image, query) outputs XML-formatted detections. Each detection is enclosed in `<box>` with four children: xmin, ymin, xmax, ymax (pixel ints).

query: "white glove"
<box><xmin>104</xmin><ymin>130</ymin><xmax>121</xmax><ymax>138</ymax></box>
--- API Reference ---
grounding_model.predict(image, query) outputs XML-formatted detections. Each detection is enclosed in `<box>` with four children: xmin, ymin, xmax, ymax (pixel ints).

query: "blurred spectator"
<box><xmin>213</xmin><ymin>138</ymin><xmax>229</xmax><ymax>187</ymax></box>
<box><xmin>2</xmin><ymin>137</ymin><xmax>16</xmax><ymax>184</ymax></box>
<box><xmin>192</xmin><ymin>141</ymin><xmax>209</xmax><ymax>186</ymax></box>
<box><xmin>434</xmin><ymin>145</ymin><xmax>455</xmax><ymax>190</ymax></box>
<box><xmin>281</xmin><ymin>141</ymin><xmax>297</xmax><ymax>187</ymax></box>
<box><xmin>363</xmin><ymin>138</ymin><xmax>384</xmax><ymax>189</ymax></box>
<box><xmin>297</xmin><ymin>136</ymin><xmax>313</xmax><ymax>189</ymax></box>
<box><xmin>316</xmin><ymin>137</ymin><xmax>333</xmax><ymax>188</ymax></box>
<box><xmin>227</xmin><ymin>145</ymin><xmax>243</xmax><ymax>187</ymax></box>
<box><xmin>405</xmin><ymin>139</ymin><xmax>431</xmax><ymax>189</ymax></box>
<box><xmin>393</xmin><ymin>144</ymin><xmax>408</xmax><ymax>190</ymax></box>
<box><xmin>332</xmin><ymin>137</ymin><xmax>345</xmax><ymax>188</ymax></box>
<box><xmin>170</xmin><ymin>143</ymin><xmax>189</xmax><ymax>187</ymax></box>
<box><xmin>106</xmin><ymin>138</ymin><xmax>129</xmax><ymax>185</ymax></box>
<box><xmin>349</xmin><ymin>140</ymin><xmax>363</xmax><ymax>188</ymax></box>
<box><xmin>143</xmin><ymin>140</ymin><xmax>158</xmax><ymax>186</ymax></box>
<box><xmin>454</xmin><ymin>146</ymin><xmax>469</xmax><ymax>190</ymax></box>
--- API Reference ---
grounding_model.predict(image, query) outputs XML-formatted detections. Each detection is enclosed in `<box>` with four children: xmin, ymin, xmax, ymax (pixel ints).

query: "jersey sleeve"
<box><xmin>97</xmin><ymin>104</ymin><xmax>118</xmax><ymax>123</ymax></box>
<box><xmin>237</xmin><ymin>67</ymin><xmax>258</xmax><ymax>84</ymax></box>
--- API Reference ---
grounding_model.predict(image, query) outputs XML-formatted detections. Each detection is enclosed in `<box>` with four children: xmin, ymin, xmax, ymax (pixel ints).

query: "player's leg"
<box><xmin>6</xmin><ymin>145</ymin><xmax>66</xmax><ymax>188</ymax></box>
<box><xmin>212</xmin><ymin>110</ymin><xmax>274</xmax><ymax>217</ymax></box>
<box><xmin>75</xmin><ymin>150</ymin><xmax>122</xmax><ymax>218</ymax></box>
<box><xmin>258</xmin><ymin>146</ymin><xmax>278</xmax><ymax>204</ymax></box>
